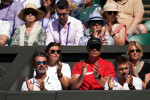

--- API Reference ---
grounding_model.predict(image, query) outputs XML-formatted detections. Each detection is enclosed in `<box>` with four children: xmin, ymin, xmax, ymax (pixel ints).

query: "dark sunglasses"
<box><xmin>90</xmin><ymin>20</ymin><xmax>103</xmax><ymax>25</ymax></box>
<box><xmin>57</xmin><ymin>13</ymin><xmax>67</xmax><ymax>17</ymax></box>
<box><xmin>36</xmin><ymin>61</ymin><xmax>47</xmax><ymax>65</ymax></box>
<box><xmin>107</xmin><ymin>11</ymin><xmax>118</xmax><ymax>15</ymax></box>
<box><xmin>89</xmin><ymin>45</ymin><xmax>101</xmax><ymax>50</ymax></box>
<box><xmin>24</xmin><ymin>10</ymin><xmax>37</xmax><ymax>16</ymax></box>
<box><xmin>130</xmin><ymin>49</ymin><xmax>141</xmax><ymax>53</ymax></box>
<box><xmin>49</xmin><ymin>50</ymin><xmax>61</xmax><ymax>54</ymax></box>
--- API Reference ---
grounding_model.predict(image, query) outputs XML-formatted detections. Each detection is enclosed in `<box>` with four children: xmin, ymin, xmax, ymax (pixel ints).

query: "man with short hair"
<box><xmin>70</xmin><ymin>38</ymin><xmax>115</xmax><ymax>90</ymax></box>
<box><xmin>104</xmin><ymin>56</ymin><xmax>142</xmax><ymax>90</ymax></box>
<box><xmin>0</xmin><ymin>20</ymin><xmax>10</xmax><ymax>46</ymax></box>
<box><xmin>46</xmin><ymin>0</ymin><xmax>84</xmax><ymax>46</ymax></box>
<box><xmin>21</xmin><ymin>52</ymin><xmax>61</xmax><ymax>91</ymax></box>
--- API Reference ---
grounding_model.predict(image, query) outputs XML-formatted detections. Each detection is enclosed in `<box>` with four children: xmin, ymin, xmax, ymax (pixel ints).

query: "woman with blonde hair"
<box><xmin>126</xmin><ymin>41</ymin><xmax>150</xmax><ymax>89</ymax></box>
<box><xmin>11</xmin><ymin>3</ymin><xmax>46</xmax><ymax>46</ymax></box>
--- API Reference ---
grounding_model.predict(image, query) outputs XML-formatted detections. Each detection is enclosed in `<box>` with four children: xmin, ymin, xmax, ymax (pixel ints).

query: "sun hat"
<box><xmin>103</xmin><ymin>3</ymin><xmax>120</xmax><ymax>12</ymax></box>
<box><xmin>18</xmin><ymin>3</ymin><xmax>44</xmax><ymax>21</ymax></box>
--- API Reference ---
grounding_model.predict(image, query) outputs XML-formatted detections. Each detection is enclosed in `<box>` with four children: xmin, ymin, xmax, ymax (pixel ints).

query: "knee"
<box><xmin>137</xmin><ymin>24</ymin><xmax>148</xmax><ymax>33</ymax></box>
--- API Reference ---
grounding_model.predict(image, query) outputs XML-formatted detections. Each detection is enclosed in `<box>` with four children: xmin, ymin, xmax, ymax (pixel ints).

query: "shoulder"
<box><xmin>132</xmin><ymin>76</ymin><xmax>141</xmax><ymax>83</ymax></box>
<box><xmin>12</xmin><ymin>1</ymin><xmax>23</xmax><ymax>7</ymax></box>
<box><xmin>68</xmin><ymin>16</ymin><xmax>82</xmax><ymax>24</ymax></box>
<box><xmin>99</xmin><ymin>58</ymin><xmax>113</xmax><ymax>65</ymax></box>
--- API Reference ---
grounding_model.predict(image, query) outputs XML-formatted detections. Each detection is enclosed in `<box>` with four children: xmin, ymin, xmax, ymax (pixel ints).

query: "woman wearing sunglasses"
<box><xmin>126</xmin><ymin>41</ymin><xmax>150</xmax><ymax>89</ymax></box>
<box><xmin>45</xmin><ymin>42</ymin><xmax>71</xmax><ymax>90</ymax></box>
<box><xmin>11</xmin><ymin>3</ymin><xmax>46</xmax><ymax>46</ymax></box>
<box><xmin>102</xmin><ymin>3</ymin><xmax>126</xmax><ymax>45</ymax></box>
<box><xmin>79</xmin><ymin>11</ymin><xmax>114</xmax><ymax>46</ymax></box>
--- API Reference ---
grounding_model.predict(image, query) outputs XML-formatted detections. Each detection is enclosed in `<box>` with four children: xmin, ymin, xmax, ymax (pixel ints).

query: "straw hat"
<box><xmin>18</xmin><ymin>3</ymin><xmax>44</xmax><ymax>21</ymax></box>
<box><xmin>102</xmin><ymin>3</ymin><xmax>120</xmax><ymax>12</ymax></box>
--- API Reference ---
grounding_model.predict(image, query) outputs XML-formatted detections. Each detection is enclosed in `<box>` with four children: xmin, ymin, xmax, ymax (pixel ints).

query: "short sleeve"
<box><xmin>61</xmin><ymin>63</ymin><xmax>71</xmax><ymax>79</ymax></box>
<box><xmin>21</xmin><ymin>81</ymin><xmax>29</xmax><ymax>91</ymax></box>
<box><xmin>104</xmin><ymin>80</ymin><xmax>109</xmax><ymax>90</ymax></box>
<box><xmin>72</xmin><ymin>63</ymin><xmax>82</xmax><ymax>76</ymax></box>
<box><xmin>133</xmin><ymin>77</ymin><xmax>142</xmax><ymax>90</ymax></box>
<box><xmin>103</xmin><ymin>61</ymin><xmax>115</xmax><ymax>78</ymax></box>
<box><xmin>0</xmin><ymin>21</ymin><xmax>10</xmax><ymax>38</ymax></box>
<box><xmin>133</xmin><ymin>0</ymin><xmax>144</xmax><ymax>13</ymax></box>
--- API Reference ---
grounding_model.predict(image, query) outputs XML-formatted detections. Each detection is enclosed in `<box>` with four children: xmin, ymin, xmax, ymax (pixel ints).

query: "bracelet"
<box><xmin>129</xmin><ymin>85</ymin><xmax>135</xmax><ymax>90</ymax></box>
<box><xmin>58</xmin><ymin>73</ymin><xmax>63</xmax><ymax>78</ymax></box>
<box><xmin>111</xmin><ymin>33</ymin><xmax>116</xmax><ymax>37</ymax></box>
<box><xmin>95</xmin><ymin>74</ymin><xmax>101</xmax><ymax>80</ymax></box>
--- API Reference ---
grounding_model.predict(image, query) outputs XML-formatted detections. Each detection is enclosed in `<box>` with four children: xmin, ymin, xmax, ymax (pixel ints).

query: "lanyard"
<box><xmin>19</xmin><ymin>0</ymin><xmax>26</xmax><ymax>3</ymax></box>
<box><xmin>41</xmin><ymin>16</ymin><xmax>51</xmax><ymax>30</ymax></box>
<box><xmin>3</xmin><ymin>3</ymin><xmax>12</xmax><ymax>20</ymax></box>
<box><xmin>58</xmin><ymin>23</ymin><xmax>70</xmax><ymax>46</ymax></box>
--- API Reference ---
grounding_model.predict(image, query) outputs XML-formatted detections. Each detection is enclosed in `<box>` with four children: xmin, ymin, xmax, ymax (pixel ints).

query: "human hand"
<box><xmin>108</xmin><ymin>76</ymin><xmax>114</xmax><ymax>90</ymax></box>
<box><xmin>92</xmin><ymin>27</ymin><xmax>100</xmax><ymax>38</ymax></box>
<box><xmin>36</xmin><ymin>79</ymin><xmax>46</xmax><ymax>91</ymax></box>
<box><xmin>25</xmin><ymin>77</ymin><xmax>34</xmax><ymax>91</ymax></box>
<box><xmin>93</xmin><ymin>62</ymin><xmax>99</xmax><ymax>78</ymax></box>
<box><xmin>57</xmin><ymin>61</ymin><xmax>62</xmax><ymax>76</ymax></box>
<box><xmin>126</xmin><ymin>75</ymin><xmax>133</xmax><ymax>88</ymax></box>
<box><xmin>129</xmin><ymin>62</ymin><xmax>138</xmax><ymax>76</ymax></box>
<box><xmin>81</xmin><ymin>63</ymin><xmax>88</xmax><ymax>77</ymax></box>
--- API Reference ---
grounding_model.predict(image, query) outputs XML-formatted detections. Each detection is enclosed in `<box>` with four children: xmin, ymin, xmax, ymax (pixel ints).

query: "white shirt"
<box><xmin>14</xmin><ymin>0</ymin><xmax>41</xmax><ymax>8</ymax></box>
<box><xmin>21</xmin><ymin>75</ymin><xmax>61</xmax><ymax>91</ymax></box>
<box><xmin>0</xmin><ymin>20</ymin><xmax>10</xmax><ymax>38</ymax></box>
<box><xmin>104</xmin><ymin>76</ymin><xmax>142</xmax><ymax>90</ymax></box>
<box><xmin>46</xmin><ymin>16</ymin><xmax>84</xmax><ymax>45</ymax></box>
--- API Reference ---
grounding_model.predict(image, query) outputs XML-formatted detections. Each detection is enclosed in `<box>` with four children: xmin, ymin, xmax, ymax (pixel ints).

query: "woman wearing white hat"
<box><xmin>102</xmin><ymin>3</ymin><xmax>127</xmax><ymax>45</ymax></box>
<box><xmin>11</xmin><ymin>3</ymin><xmax>46</xmax><ymax>46</ymax></box>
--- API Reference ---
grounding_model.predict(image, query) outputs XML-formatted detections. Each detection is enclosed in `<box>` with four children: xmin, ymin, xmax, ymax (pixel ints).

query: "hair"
<box><xmin>45</xmin><ymin>42</ymin><xmax>61</xmax><ymax>53</ymax></box>
<box><xmin>34</xmin><ymin>52</ymin><xmax>47</xmax><ymax>63</ymax></box>
<box><xmin>115</xmin><ymin>56</ymin><xmax>129</xmax><ymax>69</ymax></box>
<box><xmin>102</xmin><ymin>12</ymin><xmax>118</xmax><ymax>24</ymax></box>
<box><xmin>39</xmin><ymin>0</ymin><xmax>56</xmax><ymax>17</ymax></box>
<box><xmin>56</xmin><ymin>0</ymin><xmax>69</xmax><ymax>10</ymax></box>
<box><xmin>126</xmin><ymin>41</ymin><xmax>143</xmax><ymax>60</ymax></box>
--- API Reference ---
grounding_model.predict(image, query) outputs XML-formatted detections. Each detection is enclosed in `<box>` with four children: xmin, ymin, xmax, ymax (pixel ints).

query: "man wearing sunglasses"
<box><xmin>46</xmin><ymin>0</ymin><xmax>84</xmax><ymax>46</ymax></box>
<box><xmin>21</xmin><ymin>52</ymin><xmax>61</xmax><ymax>91</ymax></box>
<box><xmin>70</xmin><ymin>38</ymin><xmax>115</xmax><ymax>90</ymax></box>
<box><xmin>106</xmin><ymin>0</ymin><xmax>148</xmax><ymax>35</ymax></box>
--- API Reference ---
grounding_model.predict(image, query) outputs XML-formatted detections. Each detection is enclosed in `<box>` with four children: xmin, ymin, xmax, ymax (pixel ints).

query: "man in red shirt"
<box><xmin>70</xmin><ymin>38</ymin><xmax>115</xmax><ymax>90</ymax></box>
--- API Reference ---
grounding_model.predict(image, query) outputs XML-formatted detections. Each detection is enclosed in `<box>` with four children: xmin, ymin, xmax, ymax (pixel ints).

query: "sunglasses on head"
<box><xmin>49</xmin><ymin>50</ymin><xmax>61</xmax><ymax>54</ymax></box>
<box><xmin>36</xmin><ymin>61</ymin><xmax>47</xmax><ymax>65</ymax></box>
<box><xmin>24</xmin><ymin>10</ymin><xmax>37</xmax><ymax>16</ymax></box>
<box><xmin>107</xmin><ymin>11</ymin><xmax>118</xmax><ymax>15</ymax></box>
<box><xmin>130</xmin><ymin>49</ymin><xmax>141</xmax><ymax>53</ymax></box>
<box><xmin>90</xmin><ymin>20</ymin><xmax>103</xmax><ymax>25</ymax></box>
<box><xmin>57</xmin><ymin>13</ymin><xmax>67</xmax><ymax>17</ymax></box>
<box><xmin>89</xmin><ymin>45</ymin><xmax>101</xmax><ymax>50</ymax></box>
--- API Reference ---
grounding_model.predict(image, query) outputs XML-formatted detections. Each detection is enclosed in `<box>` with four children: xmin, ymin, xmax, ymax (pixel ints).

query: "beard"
<box><xmin>36</xmin><ymin>67</ymin><xmax>46</xmax><ymax>74</ymax></box>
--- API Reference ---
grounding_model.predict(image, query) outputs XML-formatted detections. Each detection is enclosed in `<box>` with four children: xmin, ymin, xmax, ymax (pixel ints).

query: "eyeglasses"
<box><xmin>107</xmin><ymin>11</ymin><xmax>118</xmax><ymax>15</ymax></box>
<box><xmin>57</xmin><ymin>13</ymin><xmax>68</xmax><ymax>17</ymax></box>
<box><xmin>36</xmin><ymin>61</ymin><xmax>47</xmax><ymax>65</ymax></box>
<box><xmin>24</xmin><ymin>10</ymin><xmax>37</xmax><ymax>16</ymax></box>
<box><xmin>49</xmin><ymin>50</ymin><xmax>61</xmax><ymax>54</ymax></box>
<box><xmin>89</xmin><ymin>45</ymin><xmax>101</xmax><ymax>50</ymax></box>
<box><xmin>90</xmin><ymin>20</ymin><xmax>103</xmax><ymax>25</ymax></box>
<box><xmin>130</xmin><ymin>49</ymin><xmax>141</xmax><ymax>53</ymax></box>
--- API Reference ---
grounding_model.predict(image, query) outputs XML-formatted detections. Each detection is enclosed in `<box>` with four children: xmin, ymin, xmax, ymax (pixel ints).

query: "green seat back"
<box><xmin>144</xmin><ymin>20</ymin><xmax>150</xmax><ymax>33</ymax></box>
<box><xmin>128</xmin><ymin>34</ymin><xmax>150</xmax><ymax>45</ymax></box>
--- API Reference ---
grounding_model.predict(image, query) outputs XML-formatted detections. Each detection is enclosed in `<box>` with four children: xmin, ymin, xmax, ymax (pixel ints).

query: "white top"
<box><xmin>0</xmin><ymin>20</ymin><xmax>10</xmax><ymax>38</ymax></box>
<box><xmin>104</xmin><ymin>76</ymin><xmax>142</xmax><ymax>90</ymax></box>
<box><xmin>21</xmin><ymin>75</ymin><xmax>61</xmax><ymax>91</ymax></box>
<box><xmin>46</xmin><ymin>16</ymin><xmax>84</xmax><ymax>45</ymax></box>
<box><xmin>14</xmin><ymin>0</ymin><xmax>41</xmax><ymax>8</ymax></box>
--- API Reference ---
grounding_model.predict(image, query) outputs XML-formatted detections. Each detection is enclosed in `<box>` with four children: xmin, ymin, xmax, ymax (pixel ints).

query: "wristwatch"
<box><xmin>95</xmin><ymin>74</ymin><xmax>101</xmax><ymax>80</ymax></box>
<box><xmin>58</xmin><ymin>73</ymin><xmax>63</xmax><ymax>78</ymax></box>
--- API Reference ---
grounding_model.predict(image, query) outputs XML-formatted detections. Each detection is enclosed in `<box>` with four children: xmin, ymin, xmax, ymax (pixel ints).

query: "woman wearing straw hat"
<box><xmin>102</xmin><ymin>3</ymin><xmax>127</xmax><ymax>45</ymax></box>
<box><xmin>11</xmin><ymin>3</ymin><xmax>46</xmax><ymax>46</ymax></box>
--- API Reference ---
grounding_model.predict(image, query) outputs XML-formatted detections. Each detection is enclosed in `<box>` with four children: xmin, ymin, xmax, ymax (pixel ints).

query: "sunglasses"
<box><xmin>90</xmin><ymin>20</ymin><xmax>103</xmax><ymax>25</ymax></box>
<box><xmin>130</xmin><ymin>49</ymin><xmax>141</xmax><ymax>53</ymax></box>
<box><xmin>107</xmin><ymin>11</ymin><xmax>118</xmax><ymax>15</ymax></box>
<box><xmin>89</xmin><ymin>45</ymin><xmax>101</xmax><ymax>50</ymax></box>
<box><xmin>57</xmin><ymin>13</ymin><xmax>68</xmax><ymax>17</ymax></box>
<box><xmin>24</xmin><ymin>10</ymin><xmax>37</xmax><ymax>16</ymax></box>
<box><xmin>36</xmin><ymin>61</ymin><xmax>47</xmax><ymax>65</ymax></box>
<box><xmin>49</xmin><ymin>50</ymin><xmax>61</xmax><ymax>54</ymax></box>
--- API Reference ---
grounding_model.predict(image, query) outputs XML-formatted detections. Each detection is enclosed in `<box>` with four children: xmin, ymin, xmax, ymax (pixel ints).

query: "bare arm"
<box><xmin>0</xmin><ymin>35</ymin><xmax>8</xmax><ymax>46</ymax></box>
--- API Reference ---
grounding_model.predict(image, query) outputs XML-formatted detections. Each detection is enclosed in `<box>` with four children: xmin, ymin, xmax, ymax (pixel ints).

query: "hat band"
<box><xmin>90</xmin><ymin>17</ymin><xmax>102</xmax><ymax>20</ymax></box>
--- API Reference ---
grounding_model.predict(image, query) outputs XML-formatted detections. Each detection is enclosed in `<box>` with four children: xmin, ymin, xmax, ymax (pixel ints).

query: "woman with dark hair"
<box><xmin>45</xmin><ymin>42</ymin><xmax>71</xmax><ymax>90</ymax></box>
<box><xmin>102</xmin><ymin>3</ymin><xmax>126</xmax><ymax>45</ymax></box>
<box><xmin>39</xmin><ymin>0</ymin><xmax>57</xmax><ymax>31</ymax></box>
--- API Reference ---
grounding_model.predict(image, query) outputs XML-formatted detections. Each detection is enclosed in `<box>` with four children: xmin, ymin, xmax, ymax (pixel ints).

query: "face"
<box><xmin>41</xmin><ymin>0</ymin><xmax>54</xmax><ymax>8</ymax></box>
<box><xmin>35</xmin><ymin>56</ymin><xmax>47</xmax><ymax>74</ymax></box>
<box><xmin>90</xmin><ymin>20</ymin><xmax>103</xmax><ymax>33</ymax></box>
<box><xmin>47</xmin><ymin>46</ymin><xmax>61</xmax><ymax>62</ymax></box>
<box><xmin>117</xmin><ymin>62</ymin><xmax>129</xmax><ymax>80</ymax></box>
<box><xmin>129</xmin><ymin>45</ymin><xmax>141</xmax><ymax>61</ymax></box>
<box><xmin>24</xmin><ymin>9</ymin><xmax>37</xmax><ymax>22</ymax></box>
<box><xmin>57</xmin><ymin>8</ymin><xmax>69</xmax><ymax>25</ymax></box>
<box><xmin>1</xmin><ymin>0</ymin><xmax>11</xmax><ymax>5</ymax></box>
<box><xmin>105</xmin><ymin>11</ymin><xmax>118</xmax><ymax>22</ymax></box>
<box><xmin>87</xmin><ymin>45</ymin><xmax>101</xmax><ymax>58</ymax></box>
